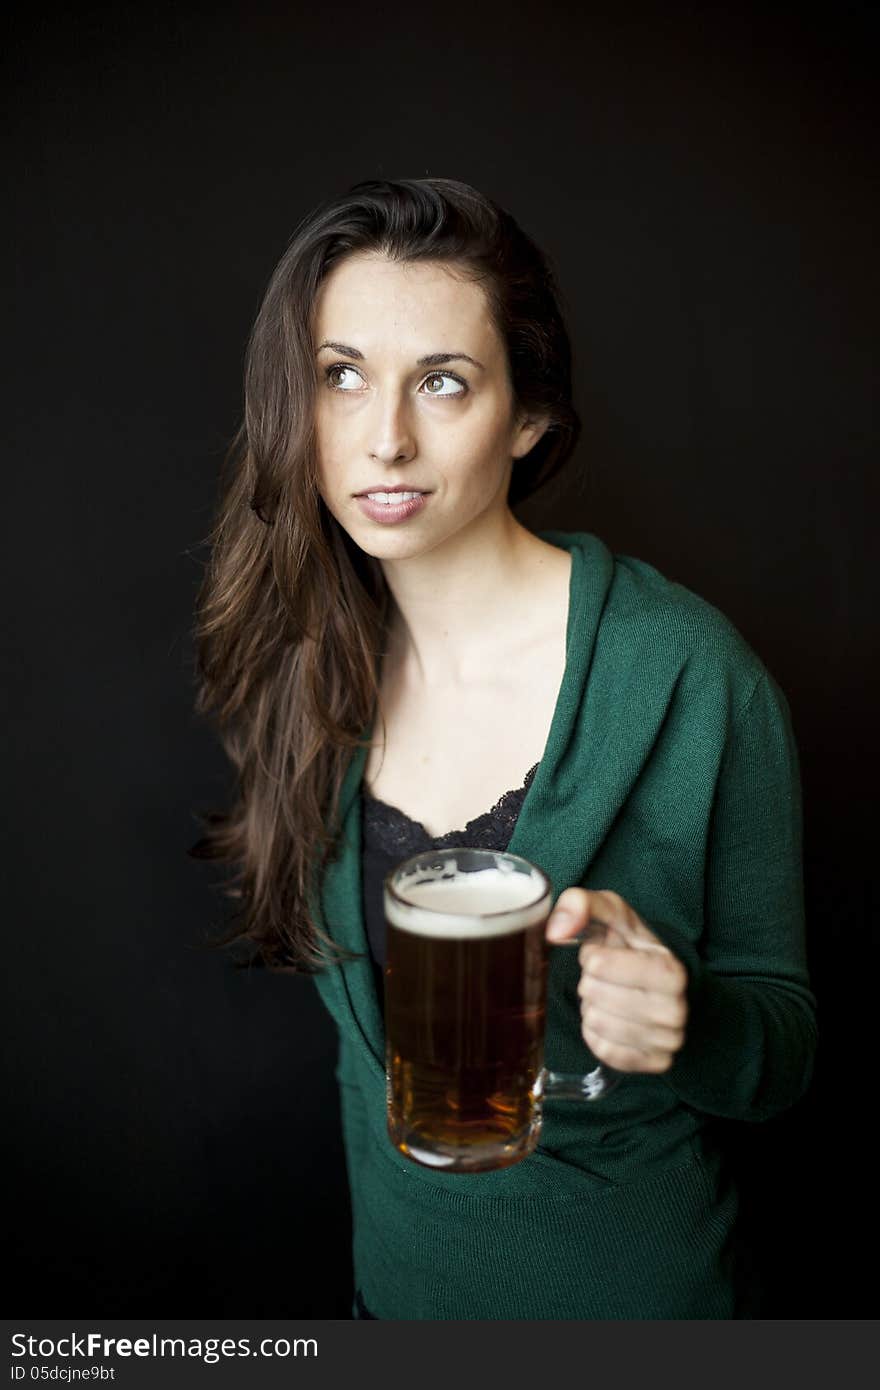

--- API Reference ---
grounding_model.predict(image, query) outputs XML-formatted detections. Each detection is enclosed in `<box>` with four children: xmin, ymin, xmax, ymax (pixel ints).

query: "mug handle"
<box><xmin>541</xmin><ymin>918</ymin><xmax>671</xmax><ymax>1102</ymax></box>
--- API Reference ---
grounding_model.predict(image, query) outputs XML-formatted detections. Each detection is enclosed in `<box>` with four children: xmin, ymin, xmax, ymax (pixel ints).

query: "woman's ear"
<box><xmin>512</xmin><ymin>413</ymin><xmax>550</xmax><ymax>459</ymax></box>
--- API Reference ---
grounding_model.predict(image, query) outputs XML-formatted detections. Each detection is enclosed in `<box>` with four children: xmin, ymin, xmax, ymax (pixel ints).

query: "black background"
<box><xmin>5</xmin><ymin>2</ymin><xmax>876</xmax><ymax>1317</ymax></box>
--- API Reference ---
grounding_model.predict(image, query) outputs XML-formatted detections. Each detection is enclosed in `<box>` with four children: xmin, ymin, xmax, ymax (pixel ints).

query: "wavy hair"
<box><xmin>189</xmin><ymin>176</ymin><xmax>581</xmax><ymax>972</ymax></box>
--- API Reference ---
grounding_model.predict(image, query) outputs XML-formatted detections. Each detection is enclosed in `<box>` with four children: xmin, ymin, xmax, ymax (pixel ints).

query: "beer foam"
<box><xmin>385</xmin><ymin>865</ymin><xmax>550</xmax><ymax>939</ymax></box>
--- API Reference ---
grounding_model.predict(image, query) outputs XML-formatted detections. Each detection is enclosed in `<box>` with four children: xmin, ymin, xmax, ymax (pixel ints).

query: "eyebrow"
<box><xmin>316</xmin><ymin>340</ymin><xmax>485</xmax><ymax>371</ymax></box>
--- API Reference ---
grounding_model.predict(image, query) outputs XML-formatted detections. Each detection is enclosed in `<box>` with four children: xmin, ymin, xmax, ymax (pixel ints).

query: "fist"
<box><xmin>545</xmin><ymin>888</ymin><xmax>689</xmax><ymax>1074</ymax></box>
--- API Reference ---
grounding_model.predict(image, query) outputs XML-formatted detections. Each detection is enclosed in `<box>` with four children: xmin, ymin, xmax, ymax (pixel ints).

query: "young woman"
<box><xmin>190</xmin><ymin>176</ymin><xmax>816</xmax><ymax>1320</ymax></box>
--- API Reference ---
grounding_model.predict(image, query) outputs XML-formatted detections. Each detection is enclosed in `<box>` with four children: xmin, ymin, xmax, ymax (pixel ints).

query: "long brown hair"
<box><xmin>189</xmin><ymin>176</ymin><xmax>582</xmax><ymax>973</ymax></box>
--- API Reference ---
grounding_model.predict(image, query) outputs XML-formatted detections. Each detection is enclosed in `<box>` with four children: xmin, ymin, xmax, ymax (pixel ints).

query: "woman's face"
<box><xmin>311</xmin><ymin>252</ymin><xmax>545</xmax><ymax>559</ymax></box>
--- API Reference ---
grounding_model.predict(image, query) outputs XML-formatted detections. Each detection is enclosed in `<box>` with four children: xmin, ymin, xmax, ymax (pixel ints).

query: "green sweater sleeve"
<box><xmin>661</xmin><ymin>669</ymin><xmax>818</xmax><ymax>1122</ymax></box>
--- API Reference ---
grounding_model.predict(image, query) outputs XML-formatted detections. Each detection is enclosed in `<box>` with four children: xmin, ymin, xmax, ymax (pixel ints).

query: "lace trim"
<box><xmin>362</xmin><ymin>762</ymin><xmax>540</xmax><ymax>855</ymax></box>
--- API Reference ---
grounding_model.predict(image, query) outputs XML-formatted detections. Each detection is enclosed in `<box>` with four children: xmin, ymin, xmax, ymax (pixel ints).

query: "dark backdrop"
<box><xmin>5</xmin><ymin>2</ymin><xmax>876</xmax><ymax>1317</ymax></box>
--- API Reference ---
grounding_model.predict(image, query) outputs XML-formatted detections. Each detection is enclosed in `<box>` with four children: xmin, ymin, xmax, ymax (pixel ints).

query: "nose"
<box><xmin>366</xmin><ymin>388</ymin><xmax>417</xmax><ymax>465</ymax></box>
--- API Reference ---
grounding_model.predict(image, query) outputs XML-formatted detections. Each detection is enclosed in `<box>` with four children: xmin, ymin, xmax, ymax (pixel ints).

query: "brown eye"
<box><xmin>325</xmin><ymin>364</ymin><xmax>363</xmax><ymax>390</ymax></box>
<box><xmin>422</xmin><ymin>373</ymin><xmax>466</xmax><ymax>397</ymax></box>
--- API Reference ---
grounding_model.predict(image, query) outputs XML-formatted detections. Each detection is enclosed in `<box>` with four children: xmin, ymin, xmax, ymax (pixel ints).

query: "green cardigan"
<box><xmin>310</xmin><ymin>530</ymin><xmax>817</xmax><ymax>1319</ymax></box>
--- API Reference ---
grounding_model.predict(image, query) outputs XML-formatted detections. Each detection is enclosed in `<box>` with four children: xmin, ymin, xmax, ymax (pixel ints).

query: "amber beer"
<box><xmin>384</xmin><ymin>849</ymin><xmax>554</xmax><ymax>1173</ymax></box>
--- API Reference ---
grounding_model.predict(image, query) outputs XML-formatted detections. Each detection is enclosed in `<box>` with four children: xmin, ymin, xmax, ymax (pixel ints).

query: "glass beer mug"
<box><xmin>384</xmin><ymin>847</ymin><xmax>621</xmax><ymax>1173</ymax></box>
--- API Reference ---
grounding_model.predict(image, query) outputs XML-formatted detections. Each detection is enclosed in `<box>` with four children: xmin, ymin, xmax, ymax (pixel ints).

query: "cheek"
<box><xmin>453</xmin><ymin>435</ymin><xmax>515</xmax><ymax>496</ymax></box>
<box><xmin>313</xmin><ymin>419</ymin><xmax>344</xmax><ymax>491</ymax></box>
<box><xmin>313</xmin><ymin>402</ymin><xmax>332</xmax><ymax>448</ymax></box>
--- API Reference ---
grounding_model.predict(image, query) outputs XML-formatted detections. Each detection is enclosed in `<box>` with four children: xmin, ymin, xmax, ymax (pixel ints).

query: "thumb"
<box><xmin>545</xmin><ymin>887</ymin><xmax>595</xmax><ymax>941</ymax></box>
<box><xmin>546</xmin><ymin>887</ymin><xmax>672</xmax><ymax>955</ymax></box>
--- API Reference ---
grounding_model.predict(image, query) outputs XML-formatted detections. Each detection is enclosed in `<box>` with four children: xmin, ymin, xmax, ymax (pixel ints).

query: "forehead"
<box><xmin>312</xmin><ymin>253</ymin><xmax>496</xmax><ymax>352</ymax></box>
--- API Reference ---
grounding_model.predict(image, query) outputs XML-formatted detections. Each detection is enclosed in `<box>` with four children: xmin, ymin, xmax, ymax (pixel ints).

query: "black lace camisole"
<box><xmin>360</xmin><ymin>762</ymin><xmax>540</xmax><ymax>1016</ymax></box>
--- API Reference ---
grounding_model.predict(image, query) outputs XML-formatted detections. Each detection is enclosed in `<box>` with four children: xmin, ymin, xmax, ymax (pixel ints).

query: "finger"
<box><xmin>587</xmin><ymin>896</ymin><xmax>675</xmax><ymax>954</ymax></box>
<box><xmin>545</xmin><ymin>887</ymin><xmax>597</xmax><ymax>941</ymax></box>
<box><xmin>580</xmin><ymin>998</ymin><xmax>686</xmax><ymax>1053</ymax></box>
<box><xmin>578</xmin><ymin>973</ymin><xmax>688</xmax><ymax>1031</ymax></box>
<box><xmin>545</xmin><ymin>887</ymin><xmax>640</xmax><ymax>944</ymax></box>
<box><xmin>581</xmin><ymin>1022</ymin><xmax>677</xmax><ymax>1075</ymax></box>
<box><xmin>546</xmin><ymin>888</ymin><xmax>670</xmax><ymax>952</ymax></box>
<box><xmin>579</xmin><ymin>942</ymin><xmax>686</xmax><ymax>995</ymax></box>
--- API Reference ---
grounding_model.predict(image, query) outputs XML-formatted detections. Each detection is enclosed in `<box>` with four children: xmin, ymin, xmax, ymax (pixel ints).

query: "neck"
<box><xmin>379</xmin><ymin>509</ymin><xmax>568</xmax><ymax>688</ymax></box>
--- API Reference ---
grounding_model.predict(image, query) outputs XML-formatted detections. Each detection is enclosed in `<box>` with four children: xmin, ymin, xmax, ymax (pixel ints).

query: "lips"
<box><xmin>355</xmin><ymin>492</ymin><xmax>431</xmax><ymax>525</ymax></box>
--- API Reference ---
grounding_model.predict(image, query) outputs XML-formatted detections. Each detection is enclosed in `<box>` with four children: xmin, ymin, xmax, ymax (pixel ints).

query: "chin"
<box><xmin>352</xmin><ymin>528</ymin><xmax>434</xmax><ymax>561</ymax></box>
